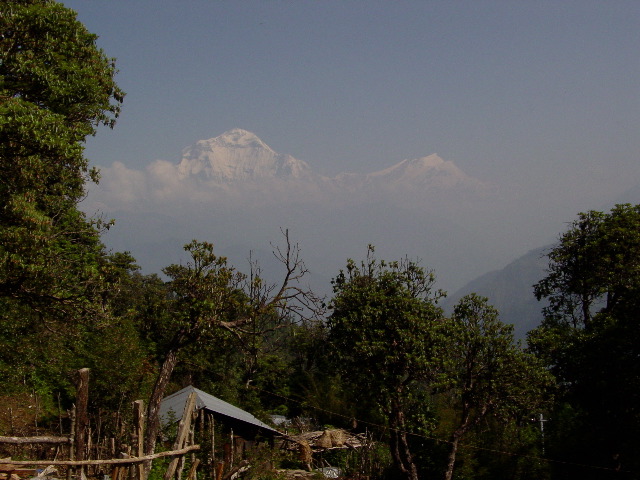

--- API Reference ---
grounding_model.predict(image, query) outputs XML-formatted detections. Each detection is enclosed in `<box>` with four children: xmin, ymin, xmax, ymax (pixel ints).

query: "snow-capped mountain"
<box><xmin>176</xmin><ymin>128</ymin><xmax>486</xmax><ymax>195</ymax></box>
<box><xmin>177</xmin><ymin>128</ymin><xmax>318</xmax><ymax>183</ymax></box>
<box><xmin>336</xmin><ymin>154</ymin><xmax>484</xmax><ymax>191</ymax></box>
<box><xmin>88</xmin><ymin>128</ymin><xmax>514</xmax><ymax>300</ymax></box>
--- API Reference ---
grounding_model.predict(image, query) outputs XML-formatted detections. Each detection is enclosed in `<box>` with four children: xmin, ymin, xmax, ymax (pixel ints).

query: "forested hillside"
<box><xmin>1</xmin><ymin>2</ymin><xmax>639</xmax><ymax>480</ymax></box>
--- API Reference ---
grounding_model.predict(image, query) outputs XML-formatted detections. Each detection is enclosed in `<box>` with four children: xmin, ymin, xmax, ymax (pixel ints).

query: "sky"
<box><xmin>61</xmin><ymin>0</ymin><xmax>640</xmax><ymax>289</ymax></box>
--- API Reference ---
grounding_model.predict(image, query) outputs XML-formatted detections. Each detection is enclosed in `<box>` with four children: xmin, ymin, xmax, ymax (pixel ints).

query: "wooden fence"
<box><xmin>0</xmin><ymin>370</ymin><xmax>200</xmax><ymax>480</ymax></box>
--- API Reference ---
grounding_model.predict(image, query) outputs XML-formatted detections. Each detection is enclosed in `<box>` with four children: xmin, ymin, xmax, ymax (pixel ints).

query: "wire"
<box><xmin>249</xmin><ymin>384</ymin><xmax>632</xmax><ymax>475</ymax></box>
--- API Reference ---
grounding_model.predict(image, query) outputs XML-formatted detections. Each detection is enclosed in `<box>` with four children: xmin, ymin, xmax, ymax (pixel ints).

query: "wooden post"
<box><xmin>132</xmin><ymin>401</ymin><xmax>145</xmax><ymax>480</ymax></box>
<box><xmin>215</xmin><ymin>462</ymin><xmax>224</xmax><ymax>480</ymax></box>
<box><xmin>211</xmin><ymin>414</ymin><xmax>215</xmax><ymax>463</ymax></box>
<box><xmin>111</xmin><ymin>452</ymin><xmax>129</xmax><ymax>480</ymax></box>
<box><xmin>186</xmin><ymin>459</ymin><xmax>199</xmax><ymax>480</ymax></box>
<box><xmin>74</xmin><ymin>369</ymin><xmax>90</xmax><ymax>480</ymax></box>
<box><xmin>75</xmin><ymin>369</ymin><xmax>90</xmax><ymax>471</ymax></box>
<box><xmin>163</xmin><ymin>392</ymin><xmax>197</xmax><ymax>480</ymax></box>
<box><xmin>209</xmin><ymin>414</ymin><xmax>216</xmax><ymax>480</ymax></box>
<box><xmin>68</xmin><ymin>406</ymin><xmax>76</xmax><ymax>480</ymax></box>
<box><xmin>87</xmin><ymin>428</ymin><xmax>93</xmax><ymax>476</ymax></box>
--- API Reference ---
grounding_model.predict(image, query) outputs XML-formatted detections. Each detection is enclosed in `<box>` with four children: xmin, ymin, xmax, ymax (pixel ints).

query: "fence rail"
<box><xmin>0</xmin><ymin>445</ymin><xmax>200</xmax><ymax>466</ymax></box>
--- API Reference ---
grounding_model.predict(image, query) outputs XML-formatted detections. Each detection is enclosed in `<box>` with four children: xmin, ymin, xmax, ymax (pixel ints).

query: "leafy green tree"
<box><xmin>0</xmin><ymin>0</ymin><xmax>124</xmax><ymax>317</ymax></box>
<box><xmin>143</xmin><ymin>234</ymin><xmax>323</xmax><ymax>461</ymax></box>
<box><xmin>442</xmin><ymin>294</ymin><xmax>552</xmax><ymax>480</ymax></box>
<box><xmin>530</xmin><ymin>204</ymin><xmax>640</xmax><ymax>478</ymax></box>
<box><xmin>0</xmin><ymin>0</ymin><xmax>130</xmax><ymax>428</ymax></box>
<box><xmin>0</xmin><ymin>251</ymin><xmax>153</xmax><ymax>434</ymax></box>
<box><xmin>142</xmin><ymin>241</ymin><xmax>241</xmax><ymax>459</ymax></box>
<box><xmin>327</xmin><ymin>247</ymin><xmax>446</xmax><ymax>480</ymax></box>
<box><xmin>533</xmin><ymin>204</ymin><xmax>640</xmax><ymax>331</ymax></box>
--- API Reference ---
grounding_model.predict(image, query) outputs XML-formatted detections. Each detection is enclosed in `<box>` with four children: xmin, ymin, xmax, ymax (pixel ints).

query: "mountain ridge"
<box><xmin>177</xmin><ymin>128</ymin><xmax>317</xmax><ymax>183</ymax></box>
<box><xmin>176</xmin><ymin>128</ymin><xmax>487</xmax><ymax>193</ymax></box>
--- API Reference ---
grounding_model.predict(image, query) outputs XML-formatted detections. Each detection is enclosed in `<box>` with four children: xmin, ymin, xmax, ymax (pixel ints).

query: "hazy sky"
<box><xmin>66</xmin><ymin>1</ymin><xmax>639</xmax><ymax>181</ymax></box>
<box><xmin>62</xmin><ymin>0</ymin><xmax>640</xmax><ymax>288</ymax></box>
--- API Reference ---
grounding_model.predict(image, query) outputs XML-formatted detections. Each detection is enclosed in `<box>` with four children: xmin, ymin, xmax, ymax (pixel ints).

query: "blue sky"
<box><xmin>66</xmin><ymin>1</ymin><xmax>639</xmax><ymax>182</ymax></box>
<box><xmin>63</xmin><ymin>0</ymin><xmax>640</xmax><ymax>286</ymax></box>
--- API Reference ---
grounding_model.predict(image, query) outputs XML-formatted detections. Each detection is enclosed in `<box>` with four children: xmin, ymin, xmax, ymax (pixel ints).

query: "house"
<box><xmin>159</xmin><ymin>385</ymin><xmax>281</xmax><ymax>442</ymax></box>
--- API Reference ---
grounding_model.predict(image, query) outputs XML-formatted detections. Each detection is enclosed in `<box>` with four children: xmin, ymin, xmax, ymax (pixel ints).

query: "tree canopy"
<box><xmin>327</xmin><ymin>247</ymin><xmax>446</xmax><ymax>480</ymax></box>
<box><xmin>0</xmin><ymin>0</ymin><xmax>124</xmax><ymax>315</ymax></box>
<box><xmin>443</xmin><ymin>294</ymin><xmax>552</xmax><ymax>480</ymax></box>
<box><xmin>530</xmin><ymin>204</ymin><xmax>640</xmax><ymax>479</ymax></box>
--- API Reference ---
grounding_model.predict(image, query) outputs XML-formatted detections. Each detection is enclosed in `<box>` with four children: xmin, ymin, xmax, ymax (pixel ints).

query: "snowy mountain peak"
<box><xmin>177</xmin><ymin>129</ymin><xmax>313</xmax><ymax>182</ymax></box>
<box><xmin>362</xmin><ymin>153</ymin><xmax>484</xmax><ymax>190</ymax></box>
<box><xmin>175</xmin><ymin>129</ymin><xmax>485</xmax><ymax>194</ymax></box>
<box><xmin>209</xmin><ymin>128</ymin><xmax>274</xmax><ymax>151</ymax></box>
<box><xmin>370</xmin><ymin>153</ymin><xmax>445</xmax><ymax>176</ymax></box>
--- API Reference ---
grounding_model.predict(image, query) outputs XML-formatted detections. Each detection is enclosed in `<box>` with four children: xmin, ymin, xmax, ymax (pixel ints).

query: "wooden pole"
<box><xmin>215</xmin><ymin>462</ymin><xmax>224</xmax><ymax>480</ymax></box>
<box><xmin>75</xmin><ymin>368</ymin><xmax>90</xmax><ymax>479</ymax></box>
<box><xmin>163</xmin><ymin>392</ymin><xmax>197</xmax><ymax>480</ymax></box>
<box><xmin>209</xmin><ymin>414</ymin><xmax>216</xmax><ymax>480</ymax></box>
<box><xmin>0</xmin><ymin>445</ymin><xmax>200</xmax><ymax>466</ymax></box>
<box><xmin>211</xmin><ymin>414</ymin><xmax>215</xmax><ymax>463</ymax></box>
<box><xmin>111</xmin><ymin>452</ymin><xmax>129</xmax><ymax>480</ymax></box>
<box><xmin>186</xmin><ymin>459</ymin><xmax>200</xmax><ymax>480</ymax></box>
<box><xmin>0</xmin><ymin>436</ymin><xmax>71</xmax><ymax>444</ymax></box>
<box><xmin>68</xmin><ymin>406</ymin><xmax>76</xmax><ymax>480</ymax></box>
<box><xmin>132</xmin><ymin>401</ymin><xmax>145</xmax><ymax>480</ymax></box>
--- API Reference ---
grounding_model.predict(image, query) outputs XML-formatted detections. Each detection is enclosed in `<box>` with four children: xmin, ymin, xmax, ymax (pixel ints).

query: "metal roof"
<box><xmin>159</xmin><ymin>385</ymin><xmax>280</xmax><ymax>434</ymax></box>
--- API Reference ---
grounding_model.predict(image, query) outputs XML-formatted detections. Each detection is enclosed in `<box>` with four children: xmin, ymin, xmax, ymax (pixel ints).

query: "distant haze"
<box><xmin>83</xmin><ymin>129</ymin><xmax>638</xmax><ymax>297</ymax></box>
<box><xmin>57</xmin><ymin>0</ymin><xmax>639</xmax><ymax>330</ymax></box>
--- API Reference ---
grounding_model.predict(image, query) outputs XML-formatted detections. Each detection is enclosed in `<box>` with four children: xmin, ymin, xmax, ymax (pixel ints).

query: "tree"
<box><xmin>143</xmin><ymin>233</ymin><xmax>323</xmax><ymax>463</ymax></box>
<box><xmin>141</xmin><ymin>240</ymin><xmax>241</xmax><ymax>461</ymax></box>
<box><xmin>327</xmin><ymin>247</ymin><xmax>446</xmax><ymax>480</ymax></box>
<box><xmin>0</xmin><ymin>0</ymin><xmax>124</xmax><ymax>316</ymax></box>
<box><xmin>533</xmin><ymin>204</ymin><xmax>640</xmax><ymax>331</ymax></box>
<box><xmin>442</xmin><ymin>294</ymin><xmax>552</xmax><ymax>480</ymax></box>
<box><xmin>0</xmin><ymin>0</ymin><xmax>128</xmax><ymax>426</ymax></box>
<box><xmin>530</xmin><ymin>204</ymin><xmax>640</xmax><ymax>478</ymax></box>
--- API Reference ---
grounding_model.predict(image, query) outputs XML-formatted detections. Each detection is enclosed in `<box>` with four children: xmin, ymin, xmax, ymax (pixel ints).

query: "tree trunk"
<box><xmin>444</xmin><ymin>433</ymin><xmax>462</xmax><ymax>480</ymax></box>
<box><xmin>388</xmin><ymin>399</ymin><xmax>419</xmax><ymax>480</ymax></box>
<box><xmin>444</xmin><ymin>404</ymin><xmax>479</xmax><ymax>480</ymax></box>
<box><xmin>143</xmin><ymin>347</ymin><xmax>180</xmax><ymax>475</ymax></box>
<box><xmin>74</xmin><ymin>368</ymin><xmax>90</xmax><ymax>479</ymax></box>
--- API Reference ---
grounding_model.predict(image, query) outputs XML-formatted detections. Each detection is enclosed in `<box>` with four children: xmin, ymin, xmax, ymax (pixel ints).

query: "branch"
<box><xmin>0</xmin><ymin>445</ymin><xmax>200</xmax><ymax>466</ymax></box>
<box><xmin>0</xmin><ymin>436</ymin><xmax>70</xmax><ymax>445</ymax></box>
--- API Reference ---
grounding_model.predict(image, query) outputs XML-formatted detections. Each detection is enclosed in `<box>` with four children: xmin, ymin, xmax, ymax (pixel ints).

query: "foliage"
<box><xmin>441</xmin><ymin>294</ymin><xmax>553</xmax><ymax>480</ymax></box>
<box><xmin>327</xmin><ymin>246</ymin><xmax>446</xmax><ymax>480</ymax></box>
<box><xmin>530</xmin><ymin>204</ymin><xmax>640</xmax><ymax>479</ymax></box>
<box><xmin>143</xmin><ymin>234</ymin><xmax>323</xmax><ymax>461</ymax></box>
<box><xmin>0</xmin><ymin>1</ymin><xmax>131</xmax><ymax>434</ymax></box>
<box><xmin>0</xmin><ymin>0</ymin><xmax>124</xmax><ymax>315</ymax></box>
<box><xmin>533</xmin><ymin>204</ymin><xmax>640</xmax><ymax>331</ymax></box>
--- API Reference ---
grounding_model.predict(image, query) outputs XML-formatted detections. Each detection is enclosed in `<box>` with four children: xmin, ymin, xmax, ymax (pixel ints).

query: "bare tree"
<box><xmin>142</xmin><ymin>230</ymin><xmax>323</xmax><ymax>475</ymax></box>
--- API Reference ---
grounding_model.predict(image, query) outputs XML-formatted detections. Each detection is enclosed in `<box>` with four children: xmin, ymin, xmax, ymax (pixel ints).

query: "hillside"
<box><xmin>444</xmin><ymin>246</ymin><xmax>550</xmax><ymax>339</ymax></box>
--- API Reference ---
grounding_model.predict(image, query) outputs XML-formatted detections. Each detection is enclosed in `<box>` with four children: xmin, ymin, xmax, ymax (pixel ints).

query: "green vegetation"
<box><xmin>1</xmin><ymin>2</ymin><xmax>639</xmax><ymax>479</ymax></box>
<box><xmin>530</xmin><ymin>204</ymin><xmax>640</xmax><ymax>479</ymax></box>
<box><xmin>327</xmin><ymin>247</ymin><xmax>446</xmax><ymax>480</ymax></box>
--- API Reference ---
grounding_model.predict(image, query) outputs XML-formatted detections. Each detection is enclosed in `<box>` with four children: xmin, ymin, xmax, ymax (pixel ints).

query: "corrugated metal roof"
<box><xmin>159</xmin><ymin>385</ymin><xmax>280</xmax><ymax>434</ymax></box>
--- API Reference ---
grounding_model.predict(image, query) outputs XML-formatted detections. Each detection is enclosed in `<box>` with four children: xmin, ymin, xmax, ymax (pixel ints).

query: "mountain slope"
<box><xmin>177</xmin><ymin>128</ymin><xmax>318</xmax><ymax>183</ymax></box>
<box><xmin>365</xmin><ymin>154</ymin><xmax>485</xmax><ymax>190</ymax></box>
<box><xmin>444</xmin><ymin>246</ymin><xmax>550</xmax><ymax>339</ymax></box>
<box><xmin>87</xmin><ymin>128</ymin><xmax>511</xmax><ymax>295</ymax></box>
<box><xmin>175</xmin><ymin>129</ymin><xmax>486</xmax><ymax>196</ymax></box>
